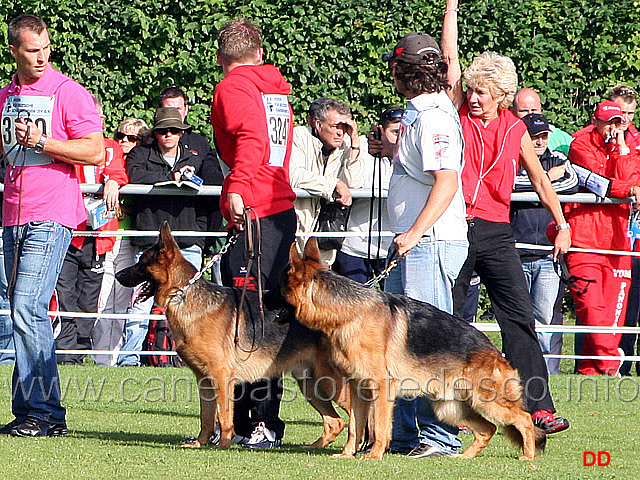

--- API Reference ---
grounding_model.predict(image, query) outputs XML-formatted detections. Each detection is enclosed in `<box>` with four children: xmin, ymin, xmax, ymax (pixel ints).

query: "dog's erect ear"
<box><xmin>302</xmin><ymin>237</ymin><xmax>322</xmax><ymax>263</ymax></box>
<box><xmin>158</xmin><ymin>221</ymin><xmax>179</xmax><ymax>252</ymax></box>
<box><xmin>289</xmin><ymin>240</ymin><xmax>302</xmax><ymax>267</ymax></box>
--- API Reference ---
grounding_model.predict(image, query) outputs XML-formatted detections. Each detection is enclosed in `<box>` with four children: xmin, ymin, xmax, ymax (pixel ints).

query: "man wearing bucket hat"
<box><xmin>382</xmin><ymin>32</ymin><xmax>468</xmax><ymax>458</ymax></box>
<box><xmin>563</xmin><ymin>100</ymin><xmax>640</xmax><ymax>375</ymax></box>
<box><xmin>117</xmin><ymin>106</ymin><xmax>206</xmax><ymax>366</ymax></box>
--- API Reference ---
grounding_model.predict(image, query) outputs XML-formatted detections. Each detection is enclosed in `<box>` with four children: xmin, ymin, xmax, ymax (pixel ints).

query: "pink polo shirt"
<box><xmin>0</xmin><ymin>64</ymin><xmax>103</xmax><ymax>228</ymax></box>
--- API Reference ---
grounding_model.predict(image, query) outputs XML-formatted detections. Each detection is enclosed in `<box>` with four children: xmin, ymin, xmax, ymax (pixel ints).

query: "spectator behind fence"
<box><xmin>0</xmin><ymin>15</ymin><xmax>104</xmax><ymax>437</ymax></box>
<box><xmin>510</xmin><ymin>113</ymin><xmax>579</xmax><ymax>375</ymax></box>
<box><xmin>211</xmin><ymin>17</ymin><xmax>297</xmax><ymax>449</ymax></box>
<box><xmin>93</xmin><ymin>117</ymin><xmax>148</xmax><ymax>366</ymax></box>
<box><xmin>289</xmin><ymin>97</ymin><xmax>364</xmax><ymax>265</ymax></box>
<box><xmin>332</xmin><ymin>106</ymin><xmax>402</xmax><ymax>283</ymax></box>
<box><xmin>382</xmin><ymin>32</ymin><xmax>469</xmax><ymax>458</ymax></box>
<box><xmin>573</xmin><ymin>84</ymin><xmax>639</xmax><ymax>154</ymax></box>
<box><xmin>512</xmin><ymin>88</ymin><xmax>574</xmax><ymax>156</ymax></box>
<box><xmin>158</xmin><ymin>87</ymin><xmax>224</xmax><ymax>267</ymax></box>
<box><xmin>117</xmin><ymin>107</ymin><xmax>205</xmax><ymax>367</ymax></box>
<box><xmin>55</xmin><ymin>95</ymin><xmax>128</xmax><ymax>365</ymax></box>
<box><xmin>442</xmin><ymin>0</ymin><xmax>571</xmax><ymax>435</ymax></box>
<box><xmin>563</xmin><ymin>100</ymin><xmax>640</xmax><ymax>376</ymax></box>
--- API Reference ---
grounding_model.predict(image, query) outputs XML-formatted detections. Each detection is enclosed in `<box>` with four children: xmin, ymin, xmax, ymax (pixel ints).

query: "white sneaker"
<box><xmin>242</xmin><ymin>422</ymin><xmax>282</xmax><ymax>449</ymax></box>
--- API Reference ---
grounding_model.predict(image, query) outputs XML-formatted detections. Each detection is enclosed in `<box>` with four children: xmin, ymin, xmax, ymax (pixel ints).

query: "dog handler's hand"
<box><xmin>228</xmin><ymin>192</ymin><xmax>246</xmax><ymax>231</ymax></box>
<box><xmin>393</xmin><ymin>230</ymin><xmax>421</xmax><ymax>257</ymax></box>
<box><xmin>553</xmin><ymin>228</ymin><xmax>571</xmax><ymax>261</ymax></box>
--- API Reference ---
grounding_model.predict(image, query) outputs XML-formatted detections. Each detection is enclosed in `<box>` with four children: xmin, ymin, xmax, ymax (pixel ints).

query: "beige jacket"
<box><xmin>289</xmin><ymin>125</ymin><xmax>364</xmax><ymax>264</ymax></box>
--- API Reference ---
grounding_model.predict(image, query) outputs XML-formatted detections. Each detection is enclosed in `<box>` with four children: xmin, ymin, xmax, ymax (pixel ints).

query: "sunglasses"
<box><xmin>381</xmin><ymin>108</ymin><xmax>404</xmax><ymax>122</ymax></box>
<box><xmin>155</xmin><ymin>127</ymin><xmax>183</xmax><ymax>136</ymax></box>
<box><xmin>115</xmin><ymin>132</ymin><xmax>139</xmax><ymax>142</ymax></box>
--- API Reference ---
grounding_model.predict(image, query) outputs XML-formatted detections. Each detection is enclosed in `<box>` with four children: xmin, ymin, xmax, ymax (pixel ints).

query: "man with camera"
<box><xmin>117</xmin><ymin>107</ymin><xmax>206</xmax><ymax>367</ymax></box>
<box><xmin>289</xmin><ymin>97</ymin><xmax>364</xmax><ymax>265</ymax></box>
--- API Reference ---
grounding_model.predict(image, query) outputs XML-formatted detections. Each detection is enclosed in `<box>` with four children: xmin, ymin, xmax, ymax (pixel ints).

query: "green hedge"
<box><xmin>1</xmin><ymin>0</ymin><xmax>639</xmax><ymax>139</ymax></box>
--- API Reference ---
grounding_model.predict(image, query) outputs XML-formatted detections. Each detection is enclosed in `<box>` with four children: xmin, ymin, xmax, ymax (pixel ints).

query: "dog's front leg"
<box><xmin>215</xmin><ymin>374</ymin><xmax>235</xmax><ymax>449</ymax></box>
<box><xmin>333</xmin><ymin>380</ymin><xmax>368</xmax><ymax>458</ymax></box>
<box><xmin>182</xmin><ymin>374</ymin><xmax>217</xmax><ymax>448</ymax></box>
<box><xmin>361</xmin><ymin>378</ymin><xmax>391</xmax><ymax>460</ymax></box>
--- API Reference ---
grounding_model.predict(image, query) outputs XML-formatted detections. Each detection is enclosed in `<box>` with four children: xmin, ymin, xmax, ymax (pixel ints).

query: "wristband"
<box><xmin>620</xmin><ymin>146</ymin><xmax>631</xmax><ymax>155</ymax></box>
<box><xmin>555</xmin><ymin>222</ymin><xmax>571</xmax><ymax>231</ymax></box>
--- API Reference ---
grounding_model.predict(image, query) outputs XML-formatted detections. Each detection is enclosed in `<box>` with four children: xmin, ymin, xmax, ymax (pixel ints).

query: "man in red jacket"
<box><xmin>565</xmin><ymin>100</ymin><xmax>640</xmax><ymax>375</ymax></box>
<box><xmin>210</xmin><ymin>17</ymin><xmax>296</xmax><ymax>449</ymax></box>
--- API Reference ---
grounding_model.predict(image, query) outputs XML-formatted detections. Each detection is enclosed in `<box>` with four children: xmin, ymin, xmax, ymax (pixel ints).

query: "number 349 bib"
<box><xmin>1</xmin><ymin>95</ymin><xmax>55</xmax><ymax>166</ymax></box>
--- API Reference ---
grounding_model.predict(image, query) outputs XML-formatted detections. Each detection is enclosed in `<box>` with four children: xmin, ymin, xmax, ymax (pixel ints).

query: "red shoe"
<box><xmin>532</xmin><ymin>410</ymin><xmax>570</xmax><ymax>434</ymax></box>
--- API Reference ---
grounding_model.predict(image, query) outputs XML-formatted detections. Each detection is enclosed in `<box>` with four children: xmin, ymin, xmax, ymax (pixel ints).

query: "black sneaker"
<box><xmin>407</xmin><ymin>443</ymin><xmax>454</xmax><ymax>458</ymax></box>
<box><xmin>0</xmin><ymin>418</ymin><xmax>22</xmax><ymax>436</ymax></box>
<box><xmin>10</xmin><ymin>416</ymin><xmax>68</xmax><ymax>437</ymax></box>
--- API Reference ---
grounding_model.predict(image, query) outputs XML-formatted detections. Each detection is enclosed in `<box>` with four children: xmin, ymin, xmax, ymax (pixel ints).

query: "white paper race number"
<box><xmin>1</xmin><ymin>95</ymin><xmax>54</xmax><ymax>166</ymax></box>
<box><xmin>262</xmin><ymin>94</ymin><xmax>290</xmax><ymax>167</ymax></box>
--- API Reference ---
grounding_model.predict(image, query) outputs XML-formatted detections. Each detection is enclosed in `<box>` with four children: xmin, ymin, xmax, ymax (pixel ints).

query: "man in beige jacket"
<box><xmin>289</xmin><ymin>97</ymin><xmax>364</xmax><ymax>264</ymax></box>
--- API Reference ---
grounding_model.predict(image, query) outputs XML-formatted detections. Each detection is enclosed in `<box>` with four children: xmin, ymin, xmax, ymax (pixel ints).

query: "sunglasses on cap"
<box><xmin>381</xmin><ymin>108</ymin><xmax>404</xmax><ymax>122</ymax></box>
<box><xmin>114</xmin><ymin>132</ymin><xmax>139</xmax><ymax>142</ymax></box>
<box><xmin>155</xmin><ymin>127</ymin><xmax>183</xmax><ymax>136</ymax></box>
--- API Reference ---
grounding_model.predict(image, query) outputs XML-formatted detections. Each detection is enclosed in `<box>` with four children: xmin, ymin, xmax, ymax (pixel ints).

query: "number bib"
<box><xmin>262</xmin><ymin>94</ymin><xmax>290</xmax><ymax>167</ymax></box>
<box><xmin>1</xmin><ymin>94</ymin><xmax>55</xmax><ymax>166</ymax></box>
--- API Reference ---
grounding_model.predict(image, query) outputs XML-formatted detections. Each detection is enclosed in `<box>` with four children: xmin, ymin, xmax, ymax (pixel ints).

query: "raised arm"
<box><xmin>441</xmin><ymin>0</ymin><xmax>464</xmax><ymax>110</ymax></box>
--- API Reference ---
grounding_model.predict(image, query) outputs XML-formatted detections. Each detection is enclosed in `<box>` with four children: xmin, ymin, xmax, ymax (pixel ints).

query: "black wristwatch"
<box><xmin>34</xmin><ymin>134</ymin><xmax>47</xmax><ymax>154</ymax></box>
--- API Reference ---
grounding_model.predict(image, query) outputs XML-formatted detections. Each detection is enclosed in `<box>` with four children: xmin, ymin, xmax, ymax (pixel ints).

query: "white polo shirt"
<box><xmin>387</xmin><ymin>90</ymin><xmax>467</xmax><ymax>240</ymax></box>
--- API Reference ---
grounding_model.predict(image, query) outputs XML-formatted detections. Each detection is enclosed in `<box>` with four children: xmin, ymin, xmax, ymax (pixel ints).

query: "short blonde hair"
<box><xmin>116</xmin><ymin>117</ymin><xmax>150</xmax><ymax>141</ymax></box>
<box><xmin>463</xmin><ymin>52</ymin><xmax>518</xmax><ymax>111</ymax></box>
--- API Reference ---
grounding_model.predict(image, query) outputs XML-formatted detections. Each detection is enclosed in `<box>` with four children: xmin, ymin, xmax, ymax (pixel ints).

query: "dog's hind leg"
<box><xmin>435</xmin><ymin>401</ymin><xmax>496</xmax><ymax>459</ymax></box>
<box><xmin>293</xmin><ymin>367</ymin><xmax>345</xmax><ymax>449</ymax></box>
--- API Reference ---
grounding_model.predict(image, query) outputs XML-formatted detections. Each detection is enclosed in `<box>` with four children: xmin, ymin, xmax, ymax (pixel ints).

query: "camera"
<box><xmin>181</xmin><ymin>169</ymin><xmax>204</xmax><ymax>186</ymax></box>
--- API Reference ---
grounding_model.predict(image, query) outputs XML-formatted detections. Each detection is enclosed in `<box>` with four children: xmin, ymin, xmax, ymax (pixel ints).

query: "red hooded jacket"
<box><xmin>211</xmin><ymin>64</ymin><xmax>296</xmax><ymax>221</ymax></box>
<box><xmin>565</xmin><ymin>128</ymin><xmax>640</xmax><ymax>251</ymax></box>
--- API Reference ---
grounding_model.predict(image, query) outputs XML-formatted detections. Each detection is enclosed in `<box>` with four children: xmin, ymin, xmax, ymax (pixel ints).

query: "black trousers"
<box><xmin>453</xmin><ymin>218</ymin><xmax>555</xmax><ymax>413</ymax></box>
<box><xmin>55</xmin><ymin>239</ymin><xmax>105</xmax><ymax>365</ymax></box>
<box><xmin>221</xmin><ymin>208</ymin><xmax>296</xmax><ymax>439</ymax></box>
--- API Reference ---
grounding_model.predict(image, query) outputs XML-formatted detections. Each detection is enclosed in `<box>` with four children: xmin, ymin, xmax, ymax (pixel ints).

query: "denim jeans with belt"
<box><xmin>117</xmin><ymin>244</ymin><xmax>202</xmax><ymax>367</ymax></box>
<box><xmin>385</xmin><ymin>236</ymin><xmax>468</xmax><ymax>454</ymax></box>
<box><xmin>3</xmin><ymin>221</ymin><xmax>71</xmax><ymax>425</ymax></box>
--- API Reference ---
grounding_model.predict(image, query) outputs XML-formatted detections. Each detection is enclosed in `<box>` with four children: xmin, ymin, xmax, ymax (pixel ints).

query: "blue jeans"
<box><xmin>3</xmin><ymin>221</ymin><xmax>71</xmax><ymax>424</ymax></box>
<box><xmin>0</xmin><ymin>234</ymin><xmax>15</xmax><ymax>364</ymax></box>
<box><xmin>117</xmin><ymin>244</ymin><xmax>202</xmax><ymax>366</ymax></box>
<box><xmin>385</xmin><ymin>237</ymin><xmax>468</xmax><ymax>454</ymax></box>
<box><xmin>521</xmin><ymin>254</ymin><xmax>563</xmax><ymax>375</ymax></box>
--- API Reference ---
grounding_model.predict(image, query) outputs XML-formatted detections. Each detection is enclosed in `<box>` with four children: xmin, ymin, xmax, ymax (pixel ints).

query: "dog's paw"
<box><xmin>518</xmin><ymin>454</ymin><xmax>535</xmax><ymax>461</ymax></box>
<box><xmin>332</xmin><ymin>452</ymin><xmax>355</xmax><ymax>459</ymax></box>
<box><xmin>181</xmin><ymin>437</ymin><xmax>202</xmax><ymax>448</ymax></box>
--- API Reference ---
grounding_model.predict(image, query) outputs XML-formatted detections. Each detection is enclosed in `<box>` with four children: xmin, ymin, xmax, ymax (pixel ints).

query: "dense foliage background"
<box><xmin>1</xmin><ymin>0</ymin><xmax>639</xmax><ymax>140</ymax></box>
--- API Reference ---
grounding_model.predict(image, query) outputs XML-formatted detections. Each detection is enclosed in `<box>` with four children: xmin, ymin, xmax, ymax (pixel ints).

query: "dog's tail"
<box><xmin>503</xmin><ymin>425</ymin><xmax>546</xmax><ymax>454</ymax></box>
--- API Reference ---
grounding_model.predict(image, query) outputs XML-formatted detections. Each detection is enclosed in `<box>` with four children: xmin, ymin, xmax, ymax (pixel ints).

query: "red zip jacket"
<box><xmin>211</xmin><ymin>64</ymin><xmax>296</xmax><ymax>221</ymax></box>
<box><xmin>71</xmin><ymin>138</ymin><xmax>128</xmax><ymax>254</ymax></box>
<box><xmin>565</xmin><ymin>128</ymin><xmax>640</xmax><ymax>251</ymax></box>
<box><xmin>459</xmin><ymin>102</ymin><xmax>526</xmax><ymax>222</ymax></box>
<box><xmin>573</xmin><ymin>124</ymin><xmax>640</xmax><ymax>155</ymax></box>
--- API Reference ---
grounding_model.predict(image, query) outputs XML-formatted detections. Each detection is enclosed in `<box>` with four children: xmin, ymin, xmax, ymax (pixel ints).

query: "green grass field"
<box><xmin>0</xmin><ymin>363</ymin><xmax>637</xmax><ymax>480</ymax></box>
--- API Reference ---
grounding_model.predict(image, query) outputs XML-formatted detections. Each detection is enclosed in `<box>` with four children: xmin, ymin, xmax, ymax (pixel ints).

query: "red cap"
<box><xmin>594</xmin><ymin>100</ymin><xmax>624</xmax><ymax>122</ymax></box>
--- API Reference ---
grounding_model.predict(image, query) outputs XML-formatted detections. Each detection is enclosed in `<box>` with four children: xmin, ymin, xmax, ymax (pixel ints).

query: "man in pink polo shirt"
<box><xmin>0</xmin><ymin>15</ymin><xmax>103</xmax><ymax>437</ymax></box>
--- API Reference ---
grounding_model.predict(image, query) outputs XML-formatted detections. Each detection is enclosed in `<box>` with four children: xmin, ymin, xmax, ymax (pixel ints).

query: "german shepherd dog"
<box><xmin>279</xmin><ymin>237</ymin><xmax>546</xmax><ymax>460</ymax></box>
<box><xmin>116</xmin><ymin>223</ymin><xmax>348</xmax><ymax>449</ymax></box>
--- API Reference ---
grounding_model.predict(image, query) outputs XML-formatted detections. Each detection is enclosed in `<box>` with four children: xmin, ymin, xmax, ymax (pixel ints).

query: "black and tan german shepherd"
<box><xmin>279</xmin><ymin>237</ymin><xmax>546</xmax><ymax>460</ymax></box>
<box><xmin>116</xmin><ymin>223</ymin><xmax>348</xmax><ymax>449</ymax></box>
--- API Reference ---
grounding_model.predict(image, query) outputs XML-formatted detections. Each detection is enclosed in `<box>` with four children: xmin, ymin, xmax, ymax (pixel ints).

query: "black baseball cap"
<box><xmin>383</xmin><ymin>33</ymin><xmax>441</xmax><ymax>65</ymax></box>
<box><xmin>522</xmin><ymin>113</ymin><xmax>551</xmax><ymax>137</ymax></box>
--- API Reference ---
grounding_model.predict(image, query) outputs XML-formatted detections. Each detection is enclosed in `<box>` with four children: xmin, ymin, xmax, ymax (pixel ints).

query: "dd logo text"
<box><xmin>583</xmin><ymin>451</ymin><xmax>610</xmax><ymax>466</ymax></box>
